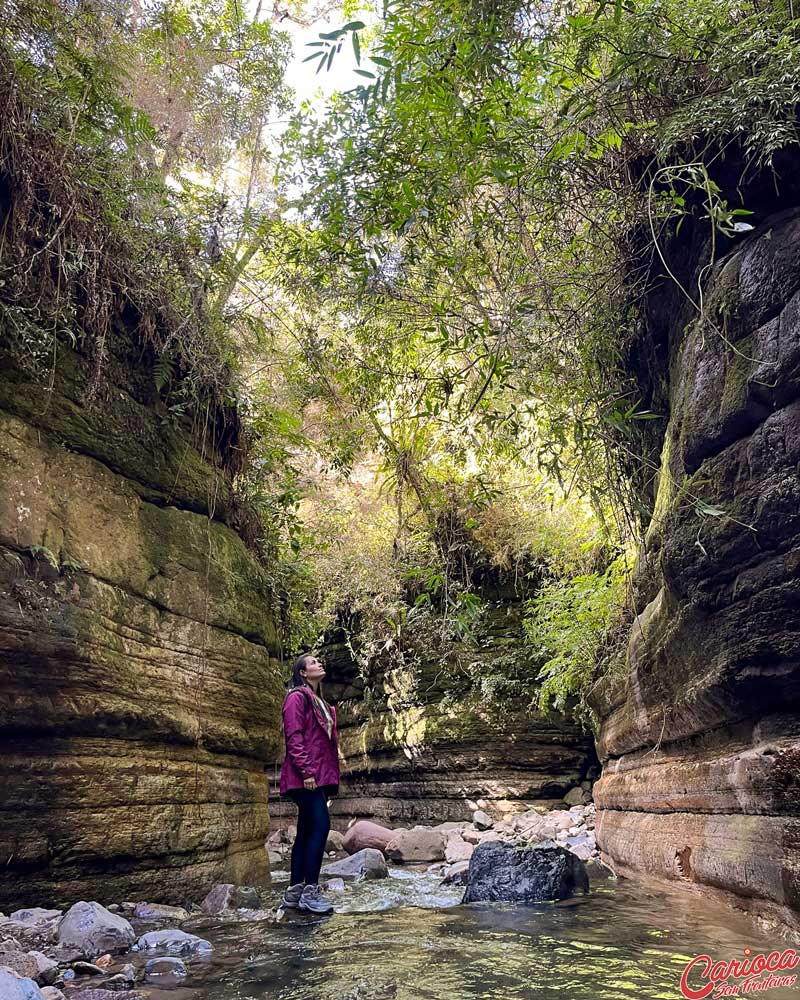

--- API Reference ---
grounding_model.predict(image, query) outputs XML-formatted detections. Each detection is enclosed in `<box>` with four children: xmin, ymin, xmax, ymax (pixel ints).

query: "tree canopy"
<box><xmin>3</xmin><ymin>0</ymin><xmax>799</xmax><ymax>722</ymax></box>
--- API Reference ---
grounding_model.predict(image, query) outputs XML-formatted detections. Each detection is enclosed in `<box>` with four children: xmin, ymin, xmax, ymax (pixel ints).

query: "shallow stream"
<box><xmin>137</xmin><ymin>866</ymin><xmax>798</xmax><ymax>1000</ymax></box>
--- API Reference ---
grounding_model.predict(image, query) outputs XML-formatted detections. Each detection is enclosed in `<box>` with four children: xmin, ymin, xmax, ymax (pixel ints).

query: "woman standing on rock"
<box><xmin>279</xmin><ymin>652</ymin><xmax>340</xmax><ymax>915</ymax></box>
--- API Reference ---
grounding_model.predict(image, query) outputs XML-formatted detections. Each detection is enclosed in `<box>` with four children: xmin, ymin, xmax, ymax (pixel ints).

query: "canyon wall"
<box><xmin>0</xmin><ymin>325</ymin><xmax>284</xmax><ymax>908</ymax></box>
<box><xmin>271</xmin><ymin>593</ymin><xmax>598</xmax><ymax>830</ymax></box>
<box><xmin>591</xmin><ymin>199</ymin><xmax>800</xmax><ymax>930</ymax></box>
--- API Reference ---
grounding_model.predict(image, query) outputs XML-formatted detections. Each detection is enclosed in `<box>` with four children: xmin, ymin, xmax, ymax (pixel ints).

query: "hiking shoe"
<box><xmin>299</xmin><ymin>883</ymin><xmax>334</xmax><ymax>915</ymax></box>
<box><xmin>282</xmin><ymin>882</ymin><xmax>305</xmax><ymax>909</ymax></box>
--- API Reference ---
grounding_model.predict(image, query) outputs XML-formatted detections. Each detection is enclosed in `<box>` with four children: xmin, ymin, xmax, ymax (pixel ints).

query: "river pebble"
<box><xmin>72</xmin><ymin>961</ymin><xmax>106</xmax><ymax>976</ymax></box>
<box><xmin>144</xmin><ymin>956</ymin><xmax>188</xmax><ymax>984</ymax></box>
<box><xmin>132</xmin><ymin>902</ymin><xmax>189</xmax><ymax>922</ymax></box>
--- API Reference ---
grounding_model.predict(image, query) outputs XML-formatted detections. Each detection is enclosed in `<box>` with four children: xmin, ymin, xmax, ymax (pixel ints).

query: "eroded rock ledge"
<box><xmin>0</xmin><ymin>328</ymin><xmax>283</xmax><ymax>908</ymax></box>
<box><xmin>590</xmin><ymin>203</ymin><xmax>800</xmax><ymax>931</ymax></box>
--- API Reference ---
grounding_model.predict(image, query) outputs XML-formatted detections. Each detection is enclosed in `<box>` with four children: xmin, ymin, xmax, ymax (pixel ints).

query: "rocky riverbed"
<box><xmin>271</xmin><ymin>801</ymin><xmax>600</xmax><ymax>880</ymax></box>
<box><xmin>10</xmin><ymin>800</ymin><xmax>798</xmax><ymax>1000</ymax></box>
<box><xmin>3</xmin><ymin>858</ymin><xmax>798</xmax><ymax>1000</ymax></box>
<box><xmin>0</xmin><ymin>803</ymin><xmax>598</xmax><ymax>998</ymax></box>
<box><xmin>0</xmin><ymin>893</ymin><xmax>276</xmax><ymax>999</ymax></box>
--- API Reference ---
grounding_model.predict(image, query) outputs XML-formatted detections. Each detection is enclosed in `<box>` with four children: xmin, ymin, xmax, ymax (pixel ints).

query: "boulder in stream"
<box><xmin>321</xmin><ymin>848</ymin><xmax>388</xmax><ymax>880</ymax></box>
<box><xmin>384</xmin><ymin>827</ymin><xmax>446</xmax><ymax>863</ymax></box>
<box><xmin>342</xmin><ymin>820</ymin><xmax>396</xmax><ymax>855</ymax></box>
<box><xmin>462</xmin><ymin>841</ymin><xmax>589</xmax><ymax>904</ymax></box>
<box><xmin>57</xmin><ymin>903</ymin><xmax>135</xmax><ymax>959</ymax></box>
<box><xmin>135</xmin><ymin>929</ymin><xmax>213</xmax><ymax>956</ymax></box>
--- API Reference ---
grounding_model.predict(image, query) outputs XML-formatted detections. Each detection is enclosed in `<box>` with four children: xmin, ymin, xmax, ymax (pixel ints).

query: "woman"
<box><xmin>279</xmin><ymin>652</ymin><xmax>340</xmax><ymax>915</ymax></box>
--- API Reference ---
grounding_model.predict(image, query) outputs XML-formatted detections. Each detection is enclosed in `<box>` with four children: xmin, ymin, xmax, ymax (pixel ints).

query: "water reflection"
<box><xmin>167</xmin><ymin>866</ymin><xmax>798</xmax><ymax>1000</ymax></box>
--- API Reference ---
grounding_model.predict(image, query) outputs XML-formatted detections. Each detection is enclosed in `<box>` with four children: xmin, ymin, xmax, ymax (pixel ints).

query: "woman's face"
<box><xmin>301</xmin><ymin>656</ymin><xmax>326</xmax><ymax>683</ymax></box>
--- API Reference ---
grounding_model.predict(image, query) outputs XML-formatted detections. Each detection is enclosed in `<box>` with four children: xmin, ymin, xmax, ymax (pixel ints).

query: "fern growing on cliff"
<box><xmin>523</xmin><ymin>556</ymin><xmax>629</xmax><ymax>726</ymax></box>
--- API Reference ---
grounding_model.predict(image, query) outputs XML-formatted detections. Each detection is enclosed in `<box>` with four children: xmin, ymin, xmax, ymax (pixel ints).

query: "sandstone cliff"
<box><xmin>0</xmin><ymin>324</ymin><xmax>284</xmax><ymax>907</ymax></box>
<box><xmin>590</xmin><ymin>190</ymin><xmax>800</xmax><ymax>929</ymax></box>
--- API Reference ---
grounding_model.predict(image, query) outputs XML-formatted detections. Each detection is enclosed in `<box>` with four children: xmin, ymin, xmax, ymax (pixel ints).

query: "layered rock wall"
<box><xmin>0</xmin><ymin>326</ymin><xmax>284</xmax><ymax>907</ymax></box>
<box><xmin>591</xmin><ymin>203</ymin><xmax>800</xmax><ymax>929</ymax></box>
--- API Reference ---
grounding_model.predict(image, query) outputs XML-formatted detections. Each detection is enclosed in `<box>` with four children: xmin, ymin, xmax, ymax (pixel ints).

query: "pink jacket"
<box><xmin>279</xmin><ymin>686</ymin><xmax>340</xmax><ymax>795</ymax></box>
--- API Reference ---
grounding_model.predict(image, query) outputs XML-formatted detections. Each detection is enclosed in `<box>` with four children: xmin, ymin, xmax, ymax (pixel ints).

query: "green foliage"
<box><xmin>0</xmin><ymin>0</ymin><xmax>309</xmax><ymax>602</ymax></box>
<box><xmin>131</xmin><ymin>0</ymin><xmax>291</xmax><ymax>173</ymax></box>
<box><xmin>0</xmin><ymin>0</ymin><xmax>293</xmax><ymax>405</ymax></box>
<box><xmin>0</xmin><ymin>3</ymin><xmax>215</xmax><ymax>403</ymax></box>
<box><xmin>7</xmin><ymin>0</ymin><xmax>799</xmax><ymax>691</ymax></box>
<box><xmin>252</xmin><ymin>0</ymin><xmax>800</xmax><ymax>678</ymax></box>
<box><xmin>524</xmin><ymin>555</ymin><xmax>630</xmax><ymax>726</ymax></box>
<box><xmin>26</xmin><ymin>545</ymin><xmax>59</xmax><ymax>572</ymax></box>
<box><xmin>274</xmin><ymin>0</ymin><xmax>800</xmax><ymax>537</ymax></box>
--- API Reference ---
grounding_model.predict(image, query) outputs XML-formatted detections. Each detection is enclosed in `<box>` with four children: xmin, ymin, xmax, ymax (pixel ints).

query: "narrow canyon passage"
<box><xmin>2</xmin><ymin>0</ymin><xmax>800</xmax><ymax>997</ymax></box>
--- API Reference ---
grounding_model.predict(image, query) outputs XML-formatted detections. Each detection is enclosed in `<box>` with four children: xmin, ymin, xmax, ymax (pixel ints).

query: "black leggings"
<box><xmin>287</xmin><ymin>788</ymin><xmax>331</xmax><ymax>886</ymax></box>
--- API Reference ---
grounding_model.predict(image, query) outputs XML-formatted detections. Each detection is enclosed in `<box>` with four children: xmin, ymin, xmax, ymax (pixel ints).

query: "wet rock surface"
<box><xmin>131</xmin><ymin>903</ymin><xmax>189</xmax><ymax>923</ymax></box>
<box><xmin>200</xmin><ymin>884</ymin><xmax>261</xmax><ymax>916</ymax></box>
<box><xmin>143</xmin><ymin>956</ymin><xmax>188</xmax><ymax>984</ymax></box>
<box><xmin>135</xmin><ymin>929</ymin><xmax>213</xmax><ymax>957</ymax></box>
<box><xmin>462</xmin><ymin>841</ymin><xmax>590</xmax><ymax>904</ymax></box>
<box><xmin>442</xmin><ymin>860</ymin><xmax>471</xmax><ymax>885</ymax></box>
<box><xmin>321</xmin><ymin>848</ymin><xmax>389</xmax><ymax>881</ymax></box>
<box><xmin>590</xmin><ymin>205</ymin><xmax>800</xmax><ymax>929</ymax></box>
<box><xmin>67</xmin><ymin>991</ymin><xmax>143</xmax><ymax>1000</ymax></box>
<box><xmin>0</xmin><ymin>805</ymin><xmax>601</xmax><ymax>994</ymax></box>
<box><xmin>4</xmin><ymin>844</ymin><xmax>795</xmax><ymax>1000</ymax></box>
<box><xmin>0</xmin><ymin>968</ymin><xmax>45</xmax><ymax>1000</ymax></box>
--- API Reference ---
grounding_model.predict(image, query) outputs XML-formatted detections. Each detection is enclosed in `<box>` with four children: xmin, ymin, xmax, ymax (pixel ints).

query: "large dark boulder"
<box><xmin>462</xmin><ymin>841</ymin><xmax>589</xmax><ymax>904</ymax></box>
